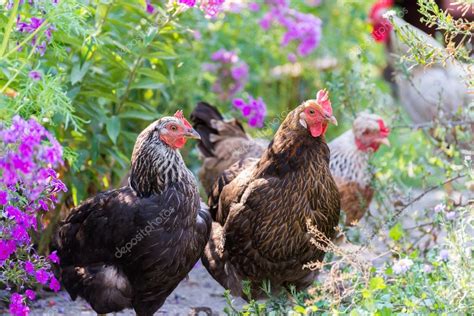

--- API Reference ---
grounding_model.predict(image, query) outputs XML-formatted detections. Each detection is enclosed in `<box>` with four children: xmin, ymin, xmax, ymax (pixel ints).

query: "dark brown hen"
<box><xmin>194</xmin><ymin>90</ymin><xmax>340</xmax><ymax>299</ymax></box>
<box><xmin>190</xmin><ymin>102</ymin><xmax>268</xmax><ymax>195</ymax></box>
<box><xmin>55</xmin><ymin>112</ymin><xmax>211</xmax><ymax>316</ymax></box>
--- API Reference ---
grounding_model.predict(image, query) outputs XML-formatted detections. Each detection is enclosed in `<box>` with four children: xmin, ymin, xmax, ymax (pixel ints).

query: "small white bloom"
<box><xmin>439</xmin><ymin>249</ymin><xmax>450</xmax><ymax>262</ymax></box>
<box><xmin>423</xmin><ymin>264</ymin><xmax>433</xmax><ymax>273</ymax></box>
<box><xmin>434</xmin><ymin>203</ymin><xmax>446</xmax><ymax>213</ymax></box>
<box><xmin>393</xmin><ymin>258</ymin><xmax>414</xmax><ymax>274</ymax></box>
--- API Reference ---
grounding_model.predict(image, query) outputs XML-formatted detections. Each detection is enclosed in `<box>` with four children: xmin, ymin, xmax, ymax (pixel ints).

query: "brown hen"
<box><xmin>192</xmin><ymin>90</ymin><xmax>340</xmax><ymax>299</ymax></box>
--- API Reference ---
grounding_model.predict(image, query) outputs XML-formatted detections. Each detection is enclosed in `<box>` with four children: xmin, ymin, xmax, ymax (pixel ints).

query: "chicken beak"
<box><xmin>184</xmin><ymin>128</ymin><xmax>201</xmax><ymax>140</ymax></box>
<box><xmin>379</xmin><ymin>137</ymin><xmax>390</xmax><ymax>146</ymax></box>
<box><xmin>325</xmin><ymin>115</ymin><xmax>338</xmax><ymax>126</ymax></box>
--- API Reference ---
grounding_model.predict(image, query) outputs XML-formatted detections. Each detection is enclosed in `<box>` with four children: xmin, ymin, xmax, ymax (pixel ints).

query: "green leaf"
<box><xmin>293</xmin><ymin>306</ymin><xmax>306</xmax><ymax>314</ymax></box>
<box><xmin>389</xmin><ymin>222</ymin><xmax>404</xmax><ymax>241</ymax></box>
<box><xmin>71</xmin><ymin>62</ymin><xmax>91</xmax><ymax>84</ymax></box>
<box><xmin>136</xmin><ymin>68</ymin><xmax>169</xmax><ymax>83</ymax></box>
<box><xmin>369</xmin><ymin>276</ymin><xmax>386</xmax><ymax>291</ymax></box>
<box><xmin>130</xmin><ymin>78</ymin><xmax>166</xmax><ymax>90</ymax></box>
<box><xmin>119</xmin><ymin>110</ymin><xmax>160</xmax><ymax>120</ymax></box>
<box><xmin>106</xmin><ymin>116</ymin><xmax>121</xmax><ymax>144</ymax></box>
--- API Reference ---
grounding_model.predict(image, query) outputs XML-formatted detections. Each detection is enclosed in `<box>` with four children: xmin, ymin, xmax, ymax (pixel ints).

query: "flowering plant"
<box><xmin>204</xmin><ymin>49</ymin><xmax>249</xmax><ymax>101</ymax></box>
<box><xmin>0</xmin><ymin>116</ymin><xmax>66</xmax><ymax>315</ymax></box>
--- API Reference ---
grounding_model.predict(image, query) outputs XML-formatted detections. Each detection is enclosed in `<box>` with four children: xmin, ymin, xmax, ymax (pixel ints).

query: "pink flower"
<box><xmin>48</xmin><ymin>251</ymin><xmax>60</xmax><ymax>264</ymax></box>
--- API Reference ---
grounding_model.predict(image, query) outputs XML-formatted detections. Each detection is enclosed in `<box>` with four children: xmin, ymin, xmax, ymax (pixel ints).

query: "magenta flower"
<box><xmin>17</xmin><ymin>17</ymin><xmax>44</xmax><ymax>33</ymax></box>
<box><xmin>0</xmin><ymin>190</ymin><xmax>7</xmax><ymax>204</ymax></box>
<box><xmin>9</xmin><ymin>293</ymin><xmax>29</xmax><ymax>316</ymax></box>
<box><xmin>49</xmin><ymin>276</ymin><xmax>60</xmax><ymax>292</ymax></box>
<box><xmin>1</xmin><ymin>116</ymin><xmax>65</xmax><ymax>313</ymax></box>
<box><xmin>233</xmin><ymin>96</ymin><xmax>267</xmax><ymax>128</ymax></box>
<box><xmin>35</xmin><ymin>269</ymin><xmax>50</xmax><ymax>285</ymax></box>
<box><xmin>48</xmin><ymin>251</ymin><xmax>60</xmax><ymax>264</ymax></box>
<box><xmin>146</xmin><ymin>0</ymin><xmax>155</xmax><ymax>14</ymax></box>
<box><xmin>25</xmin><ymin>290</ymin><xmax>36</xmax><ymax>301</ymax></box>
<box><xmin>24</xmin><ymin>261</ymin><xmax>35</xmax><ymax>275</ymax></box>
<box><xmin>439</xmin><ymin>249</ymin><xmax>450</xmax><ymax>261</ymax></box>
<box><xmin>0</xmin><ymin>240</ymin><xmax>16</xmax><ymax>262</ymax></box>
<box><xmin>179</xmin><ymin>0</ymin><xmax>197</xmax><ymax>5</ymax></box>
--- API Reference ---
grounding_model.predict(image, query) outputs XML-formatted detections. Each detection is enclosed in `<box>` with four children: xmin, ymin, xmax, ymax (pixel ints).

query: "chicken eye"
<box><xmin>308</xmin><ymin>109</ymin><xmax>316</xmax><ymax>115</ymax></box>
<box><xmin>170</xmin><ymin>125</ymin><xmax>177</xmax><ymax>131</ymax></box>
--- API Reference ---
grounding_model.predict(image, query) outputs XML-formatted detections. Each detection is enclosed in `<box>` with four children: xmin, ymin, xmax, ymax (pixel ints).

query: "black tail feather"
<box><xmin>190</xmin><ymin>102</ymin><xmax>225</xmax><ymax>158</ymax></box>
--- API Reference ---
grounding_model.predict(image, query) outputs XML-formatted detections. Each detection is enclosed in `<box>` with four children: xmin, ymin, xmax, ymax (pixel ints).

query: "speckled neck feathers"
<box><xmin>129</xmin><ymin>131</ymin><xmax>189</xmax><ymax>197</ymax></box>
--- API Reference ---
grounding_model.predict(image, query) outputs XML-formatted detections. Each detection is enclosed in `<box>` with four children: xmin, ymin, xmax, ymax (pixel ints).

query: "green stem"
<box><xmin>0</xmin><ymin>37</ymin><xmax>39</xmax><ymax>94</ymax></box>
<box><xmin>0</xmin><ymin>0</ymin><xmax>20</xmax><ymax>58</ymax></box>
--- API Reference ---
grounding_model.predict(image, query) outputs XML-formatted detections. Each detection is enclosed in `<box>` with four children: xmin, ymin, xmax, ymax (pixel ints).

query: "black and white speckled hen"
<box><xmin>193</xmin><ymin>90</ymin><xmax>340</xmax><ymax>299</ymax></box>
<box><xmin>55</xmin><ymin>111</ymin><xmax>211</xmax><ymax>316</ymax></box>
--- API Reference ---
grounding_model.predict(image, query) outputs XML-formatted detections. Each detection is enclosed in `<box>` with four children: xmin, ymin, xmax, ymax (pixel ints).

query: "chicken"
<box><xmin>370</xmin><ymin>0</ymin><xmax>471</xmax><ymax>125</ymax></box>
<box><xmin>329</xmin><ymin>113</ymin><xmax>391</xmax><ymax>226</ymax></box>
<box><xmin>55</xmin><ymin>112</ymin><xmax>211</xmax><ymax>316</ymax></box>
<box><xmin>190</xmin><ymin>102</ymin><xmax>268</xmax><ymax>195</ymax></box>
<box><xmin>193</xmin><ymin>90</ymin><xmax>340</xmax><ymax>299</ymax></box>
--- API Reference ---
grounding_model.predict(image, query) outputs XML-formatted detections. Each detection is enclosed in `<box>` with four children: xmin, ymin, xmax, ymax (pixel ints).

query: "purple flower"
<box><xmin>24</xmin><ymin>261</ymin><xmax>35</xmax><ymax>275</ymax></box>
<box><xmin>249</xmin><ymin>2</ymin><xmax>260</xmax><ymax>11</ymax></box>
<box><xmin>35</xmin><ymin>269</ymin><xmax>50</xmax><ymax>285</ymax></box>
<box><xmin>259</xmin><ymin>0</ymin><xmax>322</xmax><ymax>58</ymax></box>
<box><xmin>439</xmin><ymin>249</ymin><xmax>449</xmax><ymax>262</ymax></box>
<box><xmin>48</xmin><ymin>251</ymin><xmax>60</xmax><ymax>264</ymax></box>
<box><xmin>207</xmin><ymin>49</ymin><xmax>249</xmax><ymax>101</ymax></box>
<box><xmin>0</xmin><ymin>190</ymin><xmax>7</xmax><ymax>205</ymax></box>
<box><xmin>392</xmin><ymin>258</ymin><xmax>413</xmax><ymax>274</ymax></box>
<box><xmin>11</xmin><ymin>225</ymin><xmax>30</xmax><ymax>243</ymax></box>
<box><xmin>9</xmin><ymin>293</ymin><xmax>29</xmax><ymax>316</ymax></box>
<box><xmin>29</xmin><ymin>71</ymin><xmax>42</xmax><ymax>81</ymax></box>
<box><xmin>231</xmin><ymin>64</ymin><xmax>249</xmax><ymax>81</ymax></box>
<box><xmin>0</xmin><ymin>240</ymin><xmax>16</xmax><ymax>262</ymax></box>
<box><xmin>233</xmin><ymin>96</ymin><xmax>267</xmax><ymax>128</ymax></box>
<box><xmin>25</xmin><ymin>289</ymin><xmax>36</xmax><ymax>301</ymax></box>
<box><xmin>17</xmin><ymin>17</ymin><xmax>44</xmax><ymax>33</ymax></box>
<box><xmin>445</xmin><ymin>211</ymin><xmax>456</xmax><ymax>220</ymax></box>
<box><xmin>146</xmin><ymin>0</ymin><xmax>155</xmax><ymax>14</ymax></box>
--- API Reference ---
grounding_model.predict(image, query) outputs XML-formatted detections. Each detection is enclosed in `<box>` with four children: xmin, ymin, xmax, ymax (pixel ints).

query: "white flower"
<box><xmin>434</xmin><ymin>203</ymin><xmax>445</xmax><ymax>213</ymax></box>
<box><xmin>439</xmin><ymin>249</ymin><xmax>450</xmax><ymax>262</ymax></box>
<box><xmin>393</xmin><ymin>258</ymin><xmax>414</xmax><ymax>274</ymax></box>
<box><xmin>423</xmin><ymin>264</ymin><xmax>433</xmax><ymax>273</ymax></box>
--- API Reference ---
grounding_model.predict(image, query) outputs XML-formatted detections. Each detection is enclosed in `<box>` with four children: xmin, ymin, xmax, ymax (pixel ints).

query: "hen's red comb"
<box><xmin>377</xmin><ymin>119</ymin><xmax>390</xmax><ymax>137</ymax></box>
<box><xmin>316</xmin><ymin>89</ymin><xmax>332</xmax><ymax>115</ymax></box>
<box><xmin>369</xmin><ymin>0</ymin><xmax>393</xmax><ymax>21</ymax></box>
<box><xmin>174</xmin><ymin>110</ymin><xmax>192</xmax><ymax>129</ymax></box>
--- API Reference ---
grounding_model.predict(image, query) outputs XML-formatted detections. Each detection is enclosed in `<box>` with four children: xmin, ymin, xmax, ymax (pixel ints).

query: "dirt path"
<box><xmin>26</xmin><ymin>262</ymin><xmax>245</xmax><ymax>316</ymax></box>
